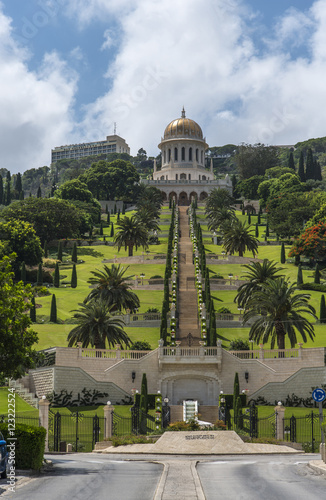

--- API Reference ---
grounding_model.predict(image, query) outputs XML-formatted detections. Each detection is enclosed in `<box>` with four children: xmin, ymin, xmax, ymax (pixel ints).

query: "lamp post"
<box><xmin>140</xmin><ymin>273</ymin><xmax>145</xmax><ymax>286</ymax></box>
<box><xmin>228</xmin><ymin>273</ymin><xmax>233</xmax><ymax>285</ymax></box>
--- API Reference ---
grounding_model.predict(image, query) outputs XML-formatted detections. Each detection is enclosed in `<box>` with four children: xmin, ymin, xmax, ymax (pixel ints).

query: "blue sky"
<box><xmin>0</xmin><ymin>0</ymin><xmax>325</xmax><ymax>173</ymax></box>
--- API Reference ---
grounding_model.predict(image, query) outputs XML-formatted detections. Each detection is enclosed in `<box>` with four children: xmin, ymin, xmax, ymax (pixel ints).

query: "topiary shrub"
<box><xmin>131</xmin><ymin>341</ymin><xmax>152</xmax><ymax>350</ymax></box>
<box><xmin>216</xmin><ymin>307</ymin><xmax>232</xmax><ymax>314</ymax></box>
<box><xmin>229</xmin><ymin>339</ymin><xmax>250</xmax><ymax>351</ymax></box>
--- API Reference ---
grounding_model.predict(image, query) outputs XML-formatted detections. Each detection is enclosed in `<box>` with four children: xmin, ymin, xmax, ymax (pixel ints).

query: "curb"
<box><xmin>308</xmin><ymin>460</ymin><xmax>326</xmax><ymax>476</ymax></box>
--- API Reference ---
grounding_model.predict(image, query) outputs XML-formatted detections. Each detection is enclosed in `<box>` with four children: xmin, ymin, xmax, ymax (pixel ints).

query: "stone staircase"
<box><xmin>177</xmin><ymin>206</ymin><xmax>201</xmax><ymax>345</ymax></box>
<box><xmin>9</xmin><ymin>379</ymin><xmax>39</xmax><ymax>409</ymax></box>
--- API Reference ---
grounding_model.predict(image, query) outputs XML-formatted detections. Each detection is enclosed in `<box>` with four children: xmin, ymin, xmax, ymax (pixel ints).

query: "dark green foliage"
<box><xmin>234</xmin><ymin>396</ymin><xmax>243</xmax><ymax>429</ymax></box>
<box><xmin>320</xmin><ymin>295</ymin><xmax>326</xmax><ymax>324</ymax></box>
<box><xmin>44</xmin><ymin>241</ymin><xmax>48</xmax><ymax>258</ymax></box>
<box><xmin>110</xmin><ymin>223</ymin><xmax>114</xmax><ymax>237</ymax></box>
<box><xmin>233</xmin><ymin>372</ymin><xmax>240</xmax><ymax>416</ymax></box>
<box><xmin>255</xmin><ymin>224</ymin><xmax>259</xmax><ymax>238</ymax></box>
<box><xmin>53</xmin><ymin>262</ymin><xmax>60</xmax><ymax>288</ymax></box>
<box><xmin>265</xmin><ymin>223</ymin><xmax>269</xmax><ymax>237</ymax></box>
<box><xmin>0</xmin><ymin>176</ymin><xmax>3</xmax><ymax>204</ymax></box>
<box><xmin>114</xmin><ymin>203</ymin><xmax>117</xmax><ymax>214</ymax></box>
<box><xmin>117</xmin><ymin>209</ymin><xmax>120</xmax><ymax>221</ymax></box>
<box><xmin>37</xmin><ymin>263</ymin><xmax>43</xmax><ymax>286</ymax></box>
<box><xmin>280</xmin><ymin>242</ymin><xmax>286</xmax><ymax>264</ymax></box>
<box><xmin>257</xmin><ymin>212</ymin><xmax>261</xmax><ymax>224</ymax></box>
<box><xmin>298</xmin><ymin>151</ymin><xmax>305</xmax><ymax>182</ymax></box>
<box><xmin>219</xmin><ymin>394</ymin><xmax>246</xmax><ymax>410</ymax></box>
<box><xmin>57</xmin><ymin>241</ymin><xmax>63</xmax><ymax>261</ymax></box>
<box><xmin>314</xmin><ymin>159</ymin><xmax>322</xmax><ymax>181</ymax></box>
<box><xmin>107</xmin><ymin>212</ymin><xmax>110</xmax><ymax>224</ymax></box>
<box><xmin>100</xmin><ymin>222</ymin><xmax>103</xmax><ymax>235</ymax></box>
<box><xmin>71</xmin><ymin>263</ymin><xmax>77</xmax><ymax>288</ymax></box>
<box><xmin>0</xmin><ymin>423</ymin><xmax>46</xmax><ymax>470</ymax></box>
<box><xmin>20</xmin><ymin>261</ymin><xmax>26</xmax><ymax>283</ymax></box>
<box><xmin>131</xmin><ymin>341</ymin><xmax>152</xmax><ymax>350</ymax></box>
<box><xmin>50</xmin><ymin>294</ymin><xmax>57</xmax><ymax>323</ymax></box>
<box><xmin>37</xmin><ymin>185</ymin><xmax>42</xmax><ymax>198</ymax></box>
<box><xmin>105</xmin><ymin>204</ymin><xmax>108</xmax><ymax>214</ymax></box>
<box><xmin>288</xmin><ymin>151</ymin><xmax>295</xmax><ymax>171</ymax></box>
<box><xmin>140</xmin><ymin>373</ymin><xmax>148</xmax><ymax>414</ymax></box>
<box><xmin>122</xmin><ymin>203</ymin><xmax>125</xmax><ymax>215</ymax></box>
<box><xmin>30</xmin><ymin>296</ymin><xmax>36</xmax><ymax>322</ymax></box>
<box><xmin>297</xmin><ymin>264</ymin><xmax>303</xmax><ymax>285</ymax></box>
<box><xmin>314</xmin><ymin>263</ymin><xmax>321</xmax><ymax>284</ymax></box>
<box><xmin>71</xmin><ymin>242</ymin><xmax>77</xmax><ymax>263</ymax></box>
<box><xmin>169</xmin><ymin>197</ymin><xmax>172</xmax><ymax>209</ymax></box>
<box><xmin>229</xmin><ymin>339</ymin><xmax>250</xmax><ymax>351</ymax></box>
<box><xmin>305</xmin><ymin>148</ymin><xmax>314</xmax><ymax>180</ymax></box>
<box><xmin>297</xmin><ymin>282</ymin><xmax>326</xmax><ymax>292</ymax></box>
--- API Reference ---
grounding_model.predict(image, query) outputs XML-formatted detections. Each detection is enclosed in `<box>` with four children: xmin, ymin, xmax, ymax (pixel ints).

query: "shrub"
<box><xmin>0</xmin><ymin>423</ymin><xmax>46</xmax><ymax>470</ymax></box>
<box><xmin>297</xmin><ymin>283</ymin><xmax>326</xmax><ymax>292</ymax></box>
<box><xmin>111</xmin><ymin>435</ymin><xmax>149</xmax><ymax>447</ymax></box>
<box><xmin>229</xmin><ymin>339</ymin><xmax>250</xmax><ymax>351</ymax></box>
<box><xmin>149</xmin><ymin>275</ymin><xmax>163</xmax><ymax>280</ymax></box>
<box><xmin>131</xmin><ymin>341</ymin><xmax>152</xmax><ymax>350</ymax></box>
<box><xmin>216</xmin><ymin>306</ymin><xmax>232</xmax><ymax>314</ymax></box>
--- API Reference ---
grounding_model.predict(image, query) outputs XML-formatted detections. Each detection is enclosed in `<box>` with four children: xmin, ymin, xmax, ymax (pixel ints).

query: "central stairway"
<box><xmin>177</xmin><ymin>206</ymin><xmax>201</xmax><ymax>345</ymax></box>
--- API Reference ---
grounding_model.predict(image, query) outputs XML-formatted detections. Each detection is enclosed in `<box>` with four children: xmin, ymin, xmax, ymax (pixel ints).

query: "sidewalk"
<box><xmin>308</xmin><ymin>460</ymin><xmax>326</xmax><ymax>475</ymax></box>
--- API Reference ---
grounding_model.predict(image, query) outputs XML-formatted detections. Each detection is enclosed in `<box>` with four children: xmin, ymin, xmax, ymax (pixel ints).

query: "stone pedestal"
<box><xmin>103</xmin><ymin>403</ymin><xmax>114</xmax><ymax>439</ymax></box>
<box><xmin>39</xmin><ymin>397</ymin><xmax>50</xmax><ymax>452</ymax></box>
<box><xmin>274</xmin><ymin>404</ymin><xmax>285</xmax><ymax>441</ymax></box>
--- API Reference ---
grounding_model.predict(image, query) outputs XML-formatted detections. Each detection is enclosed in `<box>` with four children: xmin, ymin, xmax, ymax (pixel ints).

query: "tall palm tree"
<box><xmin>134</xmin><ymin>207</ymin><xmax>161</xmax><ymax>233</ymax></box>
<box><xmin>235</xmin><ymin>259</ymin><xmax>284</xmax><ymax>309</ymax></box>
<box><xmin>222</xmin><ymin>219</ymin><xmax>258</xmax><ymax>257</ymax></box>
<box><xmin>207</xmin><ymin>206</ymin><xmax>236</xmax><ymax>233</ymax></box>
<box><xmin>86</xmin><ymin>263</ymin><xmax>140</xmax><ymax>312</ymax></box>
<box><xmin>244</xmin><ymin>278</ymin><xmax>317</xmax><ymax>350</ymax></box>
<box><xmin>114</xmin><ymin>215</ymin><xmax>149</xmax><ymax>257</ymax></box>
<box><xmin>205</xmin><ymin>187</ymin><xmax>234</xmax><ymax>216</ymax></box>
<box><xmin>67</xmin><ymin>300</ymin><xmax>132</xmax><ymax>349</ymax></box>
<box><xmin>136</xmin><ymin>185</ymin><xmax>163</xmax><ymax>213</ymax></box>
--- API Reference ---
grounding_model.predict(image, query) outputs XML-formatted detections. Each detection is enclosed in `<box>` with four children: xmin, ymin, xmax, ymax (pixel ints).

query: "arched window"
<box><xmin>202</xmin><ymin>175</ymin><xmax>206</xmax><ymax>180</ymax></box>
<box><xmin>181</xmin><ymin>147</ymin><xmax>185</xmax><ymax>161</ymax></box>
<box><xmin>188</xmin><ymin>174</ymin><xmax>191</xmax><ymax>180</ymax></box>
<box><xmin>196</xmin><ymin>148</ymin><xmax>199</xmax><ymax>161</ymax></box>
<box><xmin>160</xmin><ymin>175</ymin><xmax>165</xmax><ymax>180</ymax></box>
<box><xmin>189</xmin><ymin>147</ymin><xmax>192</xmax><ymax>161</ymax></box>
<box><xmin>175</xmin><ymin>174</ymin><xmax>178</xmax><ymax>180</ymax></box>
<box><xmin>174</xmin><ymin>147</ymin><xmax>178</xmax><ymax>161</ymax></box>
<box><xmin>168</xmin><ymin>149</ymin><xmax>171</xmax><ymax>162</ymax></box>
<box><xmin>180</xmin><ymin>173</ymin><xmax>186</xmax><ymax>180</ymax></box>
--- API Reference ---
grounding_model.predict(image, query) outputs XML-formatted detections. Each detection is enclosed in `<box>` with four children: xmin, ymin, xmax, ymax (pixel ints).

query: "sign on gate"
<box><xmin>312</xmin><ymin>388</ymin><xmax>325</xmax><ymax>445</ymax></box>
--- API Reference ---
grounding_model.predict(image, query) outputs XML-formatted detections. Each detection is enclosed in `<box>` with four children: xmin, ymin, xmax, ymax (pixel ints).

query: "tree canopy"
<box><xmin>235</xmin><ymin>143</ymin><xmax>280</xmax><ymax>179</ymax></box>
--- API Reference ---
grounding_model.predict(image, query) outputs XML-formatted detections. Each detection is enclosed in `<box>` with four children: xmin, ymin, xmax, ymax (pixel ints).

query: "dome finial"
<box><xmin>181</xmin><ymin>107</ymin><xmax>186</xmax><ymax>118</ymax></box>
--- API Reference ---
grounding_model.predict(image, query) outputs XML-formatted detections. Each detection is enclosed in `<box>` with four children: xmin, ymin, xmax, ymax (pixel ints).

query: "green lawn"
<box><xmin>0</xmin><ymin>388</ymin><xmax>38</xmax><ymax>416</ymax></box>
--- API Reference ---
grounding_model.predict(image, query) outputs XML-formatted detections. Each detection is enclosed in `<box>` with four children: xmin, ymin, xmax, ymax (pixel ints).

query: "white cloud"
<box><xmin>0</xmin><ymin>8</ymin><xmax>78</xmax><ymax>174</ymax></box>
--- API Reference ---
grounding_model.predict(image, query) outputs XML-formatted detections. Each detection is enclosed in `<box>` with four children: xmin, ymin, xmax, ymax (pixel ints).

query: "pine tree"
<box><xmin>107</xmin><ymin>212</ymin><xmax>110</xmax><ymax>224</ymax></box>
<box><xmin>57</xmin><ymin>241</ymin><xmax>63</xmax><ymax>261</ymax></box>
<box><xmin>71</xmin><ymin>264</ymin><xmax>77</xmax><ymax>288</ymax></box>
<box><xmin>298</xmin><ymin>151</ymin><xmax>305</xmax><ymax>182</ymax></box>
<box><xmin>37</xmin><ymin>185</ymin><xmax>42</xmax><ymax>198</ymax></box>
<box><xmin>21</xmin><ymin>261</ymin><xmax>26</xmax><ymax>283</ymax></box>
<box><xmin>314</xmin><ymin>263</ymin><xmax>321</xmax><ymax>284</ymax></box>
<box><xmin>305</xmin><ymin>148</ymin><xmax>314</xmax><ymax>180</ymax></box>
<box><xmin>44</xmin><ymin>241</ymin><xmax>48</xmax><ymax>258</ymax></box>
<box><xmin>288</xmin><ymin>151</ymin><xmax>295</xmax><ymax>171</ymax></box>
<box><xmin>110</xmin><ymin>223</ymin><xmax>114</xmax><ymax>237</ymax></box>
<box><xmin>53</xmin><ymin>262</ymin><xmax>60</xmax><ymax>288</ymax></box>
<box><xmin>297</xmin><ymin>264</ymin><xmax>303</xmax><ymax>285</ymax></box>
<box><xmin>280</xmin><ymin>242</ymin><xmax>286</xmax><ymax>264</ymax></box>
<box><xmin>30</xmin><ymin>296</ymin><xmax>36</xmax><ymax>323</ymax></box>
<box><xmin>50</xmin><ymin>294</ymin><xmax>57</xmax><ymax>323</ymax></box>
<box><xmin>71</xmin><ymin>242</ymin><xmax>77</xmax><ymax>263</ymax></box>
<box><xmin>320</xmin><ymin>295</ymin><xmax>326</xmax><ymax>324</ymax></box>
<box><xmin>37</xmin><ymin>263</ymin><xmax>43</xmax><ymax>286</ymax></box>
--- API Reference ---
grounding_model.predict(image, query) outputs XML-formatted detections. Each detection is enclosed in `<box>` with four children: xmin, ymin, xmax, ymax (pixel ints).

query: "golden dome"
<box><xmin>163</xmin><ymin>108</ymin><xmax>203</xmax><ymax>140</ymax></box>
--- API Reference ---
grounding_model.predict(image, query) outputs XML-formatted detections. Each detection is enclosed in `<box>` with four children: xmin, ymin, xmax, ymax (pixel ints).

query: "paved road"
<box><xmin>1</xmin><ymin>453</ymin><xmax>325</xmax><ymax>500</ymax></box>
<box><xmin>197</xmin><ymin>455</ymin><xmax>326</xmax><ymax>500</ymax></box>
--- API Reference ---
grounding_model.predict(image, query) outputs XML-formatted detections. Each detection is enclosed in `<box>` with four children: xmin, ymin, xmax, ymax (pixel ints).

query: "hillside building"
<box><xmin>51</xmin><ymin>134</ymin><xmax>130</xmax><ymax>163</ymax></box>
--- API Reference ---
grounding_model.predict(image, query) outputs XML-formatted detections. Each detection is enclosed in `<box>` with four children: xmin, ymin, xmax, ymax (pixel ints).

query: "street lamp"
<box><xmin>228</xmin><ymin>273</ymin><xmax>233</xmax><ymax>285</ymax></box>
<box><xmin>140</xmin><ymin>273</ymin><xmax>145</xmax><ymax>285</ymax></box>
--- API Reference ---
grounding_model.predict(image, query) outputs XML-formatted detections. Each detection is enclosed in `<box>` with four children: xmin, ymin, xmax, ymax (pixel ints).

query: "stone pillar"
<box><xmin>274</xmin><ymin>404</ymin><xmax>285</xmax><ymax>441</ymax></box>
<box><xmin>320</xmin><ymin>443</ymin><xmax>326</xmax><ymax>463</ymax></box>
<box><xmin>103</xmin><ymin>403</ymin><xmax>114</xmax><ymax>439</ymax></box>
<box><xmin>39</xmin><ymin>397</ymin><xmax>50</xmax><ymax>452</ymax></box>
<box><xmin>259</xmin><ymin>344</ymin><xmax>264</xmax><ymax>360</ymax></box>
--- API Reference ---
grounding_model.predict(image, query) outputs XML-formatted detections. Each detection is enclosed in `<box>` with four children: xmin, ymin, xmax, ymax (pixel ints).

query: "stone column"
<box><xmin>39</xmin><ymin>397</ymin><xmax>50</xmax><ymax>452</ymax></box>
<box><xmin>103</xmin><ymin>403</ymin><xmax>114</xmax><ymax>439</ymax></box>
<box><xmin>274</xmin><ymin>403</ymin><xmax>285</xmax><ymax>441</ymax></box>
<box><xmin>320</xmin><ymin>443</ymin><xmax>326</xmax><ymax>463</ymax></box>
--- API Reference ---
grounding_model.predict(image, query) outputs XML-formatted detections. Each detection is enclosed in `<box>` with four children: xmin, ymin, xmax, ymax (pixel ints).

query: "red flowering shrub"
<box><xmin>289</xmin><ymin>223</ymin><xmax>326</xmax><ymax>259</ymax></box>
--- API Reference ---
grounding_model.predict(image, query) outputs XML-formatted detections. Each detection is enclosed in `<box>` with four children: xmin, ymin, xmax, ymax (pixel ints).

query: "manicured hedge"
<box><xmin>0</xmin><ymin>423</ymin><xmax>46</xmax><ymax>470</ymax></box>
<box><xmin>219</xmin><ymin>394</ymin><xmax>247</xmax><ymax>410</ymax></box>
<box><xmin>297</xmin><ymin>283</ymin><xmax>326</xmax><ymax>292</ymax></box>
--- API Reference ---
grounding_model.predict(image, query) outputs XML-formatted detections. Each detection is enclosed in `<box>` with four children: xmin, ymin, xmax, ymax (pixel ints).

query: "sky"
<box><xmin>1</xmin><ymin>0</ymin><xmax>326</xmax><ymax>173</ymax></box>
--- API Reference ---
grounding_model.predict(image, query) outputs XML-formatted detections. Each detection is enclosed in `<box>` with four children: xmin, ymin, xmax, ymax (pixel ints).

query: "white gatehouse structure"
<box><xmin>142</xmin><ymin>108</ymin><xmax>232</xmax><ymax>204</ymax></box>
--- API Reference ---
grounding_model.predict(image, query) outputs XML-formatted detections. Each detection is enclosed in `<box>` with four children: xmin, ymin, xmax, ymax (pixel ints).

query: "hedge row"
<box><xmin>0</xmin><ymin>423</ymin><xmax>46</xmax><ymax>470</ymax></box>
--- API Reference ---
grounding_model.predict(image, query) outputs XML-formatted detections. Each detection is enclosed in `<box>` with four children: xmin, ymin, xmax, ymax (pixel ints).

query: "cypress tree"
<box><xmin>4</xmin><ymin>178</ymin><xmax>10</xmax><ymax>205</ymax></box>
<box><xmin>288</xmin><ymin>151</ymin><xmax>295</xmax><ymax>171</ymax></box>
<box><xmin>98</xmin><ymin>211</ymin><xmax>101</xmax><ymax>224</ymax></box>
<box><xmin>19</xmin><ymin>191</ymin><xmax>24</xmax><ymax>200</ymax></box>
<box><xmin>314</xmin><ymin>263</ymin><xmax>321</xmax><ymax>284</ymax></box>
<box><xmin>114</xmin><ymin>203</ymin><xmax>117</xmax><ymax>214</ymax></box>
<box><xmin>265</xmin><ymin>223</ymin><xmax>269</xmax><ymax>237</ymax></box>
<box><xmin>50</xmin><ymin>294</ymin><xmax>57</xmax><ymax>323</ymax></box>
<box><xmin>105</xmin><ymin>204</ymin><xmax>108</xmax><ymax>214</ymax></box>
<box><xmin>320</xmin><ymin>295</ymin><xmax>326</xmax><ymax>324</ymax></box>
<box><xmin>169</xmin><ymin>197</ymin><xmax>172</xmax><ymax>209</ymax></box>
<box><xmin>257</xmin><ymin>212</ymin><xmax>261</xmax><ymax>224</ymax></box>
<box><xmin>71</xmin><ymin>242</ymin><xmax>77</xmax><ymax>263</ymax></box>
<box><xmin>100</xmin><ymin>222</ymin><xmax>103</xmax><ymax>236</ymax></box>
<box><xmin>305</xmin><ymin>148</ymin><xmax>314</xmax><ymax>180</ymax></box>
<box><xmin>53</xmin><ymin>262</ymin><xmax>60</xmax><ymax>288</ymax></box>
<box><xmin>107</xmin><ymin>212</ymin><xmax>110</xmax><ymax>224</ymax></box>
<box><xmin>30</xmin><ymin>296</ymin><xmax>36</xmax><ymax>323</ymax></box>
<box><xmin>255</xmin><ymin>224</ymin><xmax>259</xmax><ymax>238</ymax></box>
<box><xmin>297</xmin><ymin>264</ymin><xmax>303</xmax><ymax>285</ymax></box>
<box><xmin>44</xmin><ymin>241</ymin><xmax>48</xmax><ymax>258</ymax></box>
<box><xmin>314</xmin><ymin>159</ymin><xmax>322</xmax><ymax>181</ymax></box>
<box><xmin>71</xmin><ymin>263</ymin><xmax>77</xmax><ymax>288</ymax></box>
<box><xmin>21</xmin><ymin>261</ymin><xmax>26</xmax><ymax>283</ymax></box>
<box><xmin>122</xmin><ymin>203</ymin><xmax>125</xmax><ymax>215</ymax></box>
<box><xmin>141</xmin><ymin>373</ymin><xmax>148</xmax><ymax>414</ymax></box>
<box><xmin>0</xmin><ymin>176</ymin><xmax>3</xmax><ymax>205</ymax></box>
<box><xmin>57</xmin><ymin>241</ymin><xmax>63</xmax><ymax>261</ymax></box>
<box><xmin>280</xmin><ymin>242</ymin><xmax>286</xmax><ymax>264</ymax></box>
<box><xmin>233</xmin><ymin>372</ymin><xmax>240</xmax><ymax>412</ymax></box>
<box><xmin>37</xmin><ymin>263</ymin><xmax>43</xmax><ymax>286</ymax></box>
<box><xmin>235</xmin><ymin>396</ymin><xmax>243</xmax><ymax>429</ymax></box>
<box><xmin>298</xmin><ymin>151</ymin><xmax>305</xmax><ymax>182</ymax></box>
<box><xmin>89</xmin><ymin>226</ymin><xmax>93</xmax><ymax>238</ymax></box>
<box><xmin>110</xmin><ymin>223</ymin><xmax>114</xmax><ymax>237</ymax></box>
<box><xmin>15</xmin><ymin>172</ymin><xmax>22</xmax><ymax>198</ymax></box>
<box><xmin>248</xmin><ymin>214</ymin><xmax>251</xmax><ymax>225</ymax></box>
<box><xmin>117</xmin><ymin>209</ymin><xmax>120</xmax><ymax>221</ymax></box>
<box><xmin>37</xmin><ymin>185</ymin><xmax>42</xmax><ymax>198</ymax></box>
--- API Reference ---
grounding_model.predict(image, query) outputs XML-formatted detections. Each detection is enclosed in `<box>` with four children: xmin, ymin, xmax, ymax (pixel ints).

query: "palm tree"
<box><xmin>136</xmin><ymin>185</ymin><xmax>163</xmax><ymax>213</ymax></box>
<box><xmin>235</xmin><ymin>259</ymin><xmax>284</xmax><ymax>309</ymax></box>
<box><xmin>244</xmin><ymin>278</ymin><xmax>317</xmax><ymax>350</ymax></box>
<box><xmin>67</xmin><ymin>299</ymin><xmax>131</xmax><ymax>349</ymax></box>
<box><xmin>205</xmin><ymin>187</ymin><xmax>234</xmax><ymax>216</ymax></box>
<box><xmin>114</xmin><ymin>215</ymin><xmax>149</xmax><ymax>257</ymax></box>
<box><xmin>86</xmin><ymin>263</ymin><xmax>140</xmax><ymax>312</ymax></box>
<box><xmin>134</xmin><ymin>207</ymin><xmax>161</xmax><ymax>233</ymax></box>
<box><xmin>207</xmin><ymin>206</ymin><xmax>236</xmax><ymax>233</ymax></box>
<box><xmin>222</xmin><ymin>219</ymin><xmax>258</xmax><ymax>257</ymax></box>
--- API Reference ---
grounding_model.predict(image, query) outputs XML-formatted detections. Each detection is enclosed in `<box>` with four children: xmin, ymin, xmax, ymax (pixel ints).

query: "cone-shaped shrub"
<box><xmin>37</xmin><ymin>263</ymin><xmax>43</xmax><ymax>286</ymax></box>
<box><xmin>297</xmin><ymin>264</ymin><xmax>303</xmax><ymax>285</ymax></box>
<box><xmin>107</xmin><ymin>212</ymin><xmax>110</xmax><ymax>224</ymax></box>
<box><xmin>71</xmin><ymin>263</ymin><xmax>77</xmax><ymax>288</ymax></box>
<box><xmin>30</xmin><ymin>296</ymin><xmax>36</xmax><ymax>322</ymax></box>
<box><xmin>280</xmin><ymin>242</ymin><xmax>286</xmax><ymax>264</ymax></box>
<box><xmin>50</xmin><ymin>294</ymin><xmax>57</xmax><ymax>323</ymax></box>
<box><xmin>314</xmin><ymin>263</ymin><xmax>321</xmax><ymax>284</ymax></box>
<box><xmin>100</xmin><ymin>222</ymin><xmax>103</xmax><ymax>236</ymax></box>
<box><xmin>233</xmin><ymin>372</ymin><xmax>240</xmax><ymax>412</ymax></box>
<box><xmin>57</xmin><ymin>241</ymin><xmax>63</xmax><ymax>261</ymax></box>
<box><xmin>320</xmin><ymin>295</ymin><xmax>326</xmax><ymax>324</ymax></box>
<box><xmin>53</xmin><ymin>262</ymin><xmax>60</xmax><ymax>288</ymax></box>
<box><xmin>110</xmin><ymin>223</ymin><xmax>114</xmax><ymax>237</ymax></box>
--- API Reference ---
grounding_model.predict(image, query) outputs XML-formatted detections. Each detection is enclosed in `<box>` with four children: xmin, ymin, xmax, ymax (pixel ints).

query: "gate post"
<box><xmin>274</xmin><ymin>403</ymin><xmax>286</xmax><ymax>440</ymax></box>
<box><xmin>103</xmin><ymin>402</ymin><xmax>114</xmax><ymax>438</ymax></box>
<box><xmin>39</xmin><ymin>397</ymin><xmax>50</xmax><ymax>452</ymax></box>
